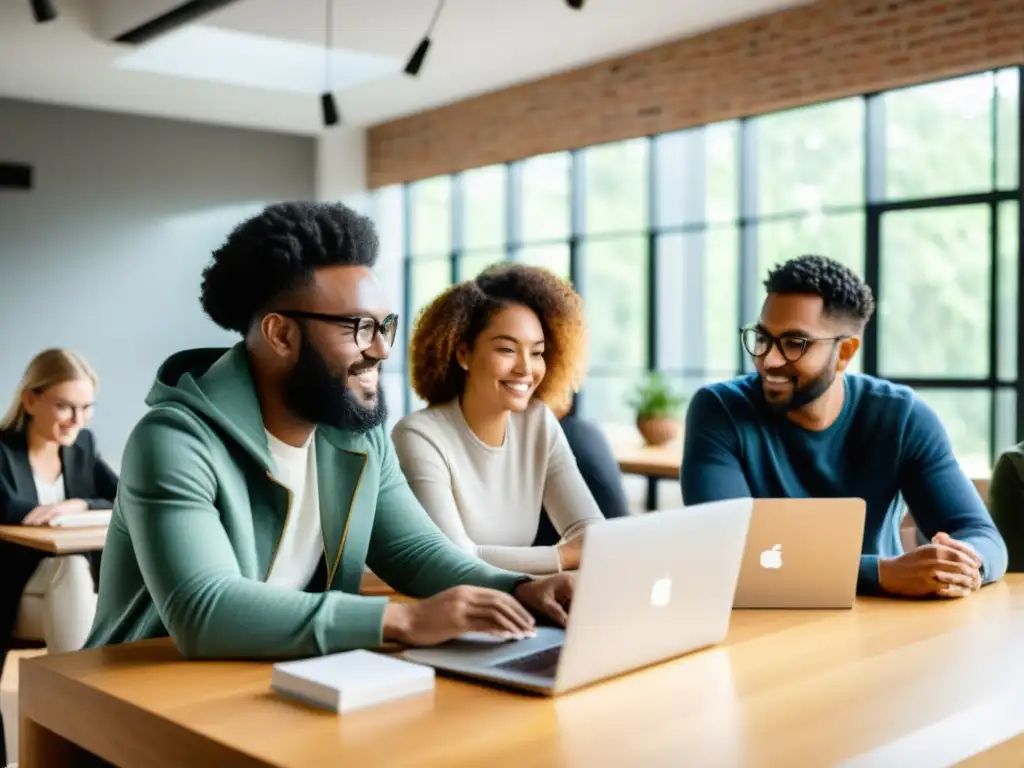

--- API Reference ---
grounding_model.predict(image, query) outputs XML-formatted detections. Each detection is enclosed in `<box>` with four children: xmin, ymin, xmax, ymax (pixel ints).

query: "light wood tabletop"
<box><xmin>605</xmin><ymin>427</ymin><xmax>682</xmax><ymax>509</ymax></box>
<box><xmin>612</xmin><ymin>439</ymin><xmax>682</xmax><ymax>480</ymax></box>
<box><xmin>0</xmin><ymin>523</ymin><xmax>108</xmax><ymax>554</ymax></box>
<box><xmin>18</xmin><ymin>575</ymin><xmax>1024</xmax><ymax>767</ymax></box>
<box><xmin>604</xmin><ymin>423</ymin><xmax>682</xmax><ymax>480</ymax></box>
<box><xmin>358</xmin><ymin>570</ymin><xmax>395</xmax><ymax>596</ymax></box>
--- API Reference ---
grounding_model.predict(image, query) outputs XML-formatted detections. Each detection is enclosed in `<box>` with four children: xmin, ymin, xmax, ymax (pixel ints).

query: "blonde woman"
<box><xmin>0</xmin><ymin>349</ymin><xmax>116</xmax><ymax>657</ymax></box>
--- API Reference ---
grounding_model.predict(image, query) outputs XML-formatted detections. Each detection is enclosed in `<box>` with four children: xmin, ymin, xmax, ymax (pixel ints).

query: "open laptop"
<box><xmin>732</xmin><ymin>498</ymin><xmax>866</xmax><ymax>609</ymax></box>
<box><xmin>401</xmin><ymin>498</ymin><xmax>753</xmax><ymax>696</ymax></box>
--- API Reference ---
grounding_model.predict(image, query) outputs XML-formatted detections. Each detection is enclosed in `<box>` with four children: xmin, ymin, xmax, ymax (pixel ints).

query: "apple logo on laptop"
<box><xmin>650</xmin><ymin>574</ymin><xmax>672</xmax><ymax>607</ymax></box>
<box><xmin>759</xmin><ymin>544</ymin><xmax>783</xmax><ymax>569</ymax></box>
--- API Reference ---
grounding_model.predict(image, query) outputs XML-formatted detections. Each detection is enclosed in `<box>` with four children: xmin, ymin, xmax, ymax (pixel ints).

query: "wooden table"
<box><xmin>358</xmin><ymin>570</ymin><xmax>395</xmax><ymax>596</ymax></box>
<box><xmin>612</xmin><ymin>439</ymin><xmax>682</xmax><ymax>480</ymax></box>
<box><xmin>0</xmin><ymin>524</ymin><xmax>107</xmax><ymax>554</ymax></box>
<box><xmin>19</xmin><ymin>575</ymin><xmax>1024</xmax><ymax>767</ymax></box>
<box><xmin>608</xmin><ymin>429</ymin><xmax>682</xmax><ymax>510</ymax></box>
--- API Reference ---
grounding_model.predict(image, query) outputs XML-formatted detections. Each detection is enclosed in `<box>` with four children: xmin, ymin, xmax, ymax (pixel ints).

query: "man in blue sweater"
<box><xmin>682</xmin><ymin>255</ymin><xmax>1007</xmax><ymax>598</ymax></box>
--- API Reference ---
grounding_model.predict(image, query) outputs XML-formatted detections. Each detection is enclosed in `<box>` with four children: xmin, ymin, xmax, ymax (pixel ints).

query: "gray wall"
<box><xmin>0</xmin><ymin>99</ymin><xmax>316</xmax><ymax>467</ymax></box>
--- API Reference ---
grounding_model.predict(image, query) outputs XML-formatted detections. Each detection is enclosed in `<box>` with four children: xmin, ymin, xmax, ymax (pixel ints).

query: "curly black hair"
<box><xmin>200</xmin><ymin>201</ymin><xmax>379</xmax><ymax>334</ymax></box>
<box><xmin>764</xmin><ymin>254</ymin><xmax>876</xmax><ymax>329</ymax></box>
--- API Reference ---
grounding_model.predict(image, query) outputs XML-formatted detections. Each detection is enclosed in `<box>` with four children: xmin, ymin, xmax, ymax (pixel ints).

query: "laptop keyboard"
<box><xmin>494</xmin><ymin>645</ymin><xmax>562</xmax><ymax>678</ymax></box>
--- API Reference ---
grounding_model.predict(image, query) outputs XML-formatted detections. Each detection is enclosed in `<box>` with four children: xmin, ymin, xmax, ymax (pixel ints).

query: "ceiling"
<box><xmin>0</xmin><ymin>0</ymin><xmax>807</xmax><ymax>136</ymax></box>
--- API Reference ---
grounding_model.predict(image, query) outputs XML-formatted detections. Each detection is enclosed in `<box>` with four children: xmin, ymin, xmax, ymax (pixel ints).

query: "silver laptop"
<box><xmin>401</xmin><ymin>498</ymin><xmax>753</xmax><ymax>696</ymax></box>
<box><xmin>733</xmin><ymin>497</ymin><xmax>866</xmax><ymax>609</ymax></box>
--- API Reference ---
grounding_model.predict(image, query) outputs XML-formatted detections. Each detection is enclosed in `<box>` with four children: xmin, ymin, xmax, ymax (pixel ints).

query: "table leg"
<box><xmin>19</xmin><ymin>716</ymin><xmax>74</xmax><ymax>768</ymax></box>
<box><xmin>646</xmin><ymin>478</ymin><xmax>658</xmax><ymax>511</ymax></box>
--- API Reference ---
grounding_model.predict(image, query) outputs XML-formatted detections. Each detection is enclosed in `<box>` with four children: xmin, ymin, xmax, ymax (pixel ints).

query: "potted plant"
<box><xmin>627</xmin><ymin>372</ymin><xmax>686</xmax><ymax>446</ymax></box>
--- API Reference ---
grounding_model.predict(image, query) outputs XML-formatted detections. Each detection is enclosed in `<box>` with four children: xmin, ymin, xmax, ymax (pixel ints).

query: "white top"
<box><xmin>264</xmin><ymin>430</ymin><xmax>323</xmax><ymax>590</ymax></box>
<box><xmin>391</xmin><ymin>399</ymin><xmax>604</xmax><ymax>575</ymax></box>
<box><xmin>33</xmin><ymin>474</ymin><xmax>66</xmax><ymax>506</ymax></box>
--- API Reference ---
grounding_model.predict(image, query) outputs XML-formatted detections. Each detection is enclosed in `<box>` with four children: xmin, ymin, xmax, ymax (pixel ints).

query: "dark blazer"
<box><xmin>0</xmin><ymin>428</ymin><xmax>118</xmax><ymax>524</ymax></box>
<box><xmin>0</xmin><ymin>427</ymin><xmax>118</xmax><ymax>763</ymax></box>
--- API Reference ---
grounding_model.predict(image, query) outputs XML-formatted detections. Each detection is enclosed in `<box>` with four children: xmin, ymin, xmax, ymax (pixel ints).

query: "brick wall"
<box><xmin>367</xmin><ymin>0</ymin><xmax>1024</xmax><ymax>188</ymax></box>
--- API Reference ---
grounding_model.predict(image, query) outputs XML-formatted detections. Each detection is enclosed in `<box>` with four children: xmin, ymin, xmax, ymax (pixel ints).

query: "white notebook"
<box><xmin>48</xmin><ymin>510</ymin><xmax>112</xmax><ymax>528</ymax></box>
<box><xmin>271</xmin><ymin>650</ymin><xmax>434</xmax><ymax>713</ymax></box>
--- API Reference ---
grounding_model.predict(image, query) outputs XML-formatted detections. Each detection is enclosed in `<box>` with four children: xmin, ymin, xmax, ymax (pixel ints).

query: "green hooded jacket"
<box><xmin>85</xmin><ymin>345</ymin><xmax>524</xmax><ymax>658</ymax></box>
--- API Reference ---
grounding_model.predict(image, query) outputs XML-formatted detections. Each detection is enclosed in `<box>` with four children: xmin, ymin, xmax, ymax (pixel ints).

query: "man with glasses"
<box><xmin>87</xmin><ymin>202</ymin><xmax>571</xmax><ymax>658</ymax></box>
<box><xmin>681</xmin><ymin>254</ymin><xmax>1006</xmax><ymax>598</ymax></box>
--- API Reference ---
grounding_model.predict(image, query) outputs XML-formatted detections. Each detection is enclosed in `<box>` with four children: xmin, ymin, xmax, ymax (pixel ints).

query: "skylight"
<box><xmin>114</xmin><ymin>25</ymin><xmax>400</xmax><ymax>95</ymax></box>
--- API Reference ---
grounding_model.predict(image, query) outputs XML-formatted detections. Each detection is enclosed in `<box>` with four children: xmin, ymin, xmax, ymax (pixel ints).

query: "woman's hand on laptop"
<box><xmin>513</xmin><ymin>573</ymin><xmax>574</xmax><ymax>627</ymax></box>
<box><xmin>382</xmin><ymin>586</ymin><xmax>536</xmax><ymax>646</ymax></box>
<box><xmin>877</xmin><ymin>533</ymin><xmax>983</xmax><ymax>598</ymax></box>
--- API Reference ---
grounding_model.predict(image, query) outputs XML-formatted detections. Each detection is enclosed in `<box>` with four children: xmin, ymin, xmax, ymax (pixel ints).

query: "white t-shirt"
<box><xmin>264</xmin><ymin>430</ymin><xmax>323</xmax><ymax>590</ymax></box>
<box><xmin>34</xmin><ymin>474</ymin><xmax>66</xmax><ymax>506</ymax></box>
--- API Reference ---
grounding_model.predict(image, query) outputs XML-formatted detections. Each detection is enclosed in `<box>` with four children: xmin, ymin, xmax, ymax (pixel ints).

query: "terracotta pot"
<box><xmin>636</xmin><ymin>417</ymin><xmax>679</xmax><ymax>447</ymax></box>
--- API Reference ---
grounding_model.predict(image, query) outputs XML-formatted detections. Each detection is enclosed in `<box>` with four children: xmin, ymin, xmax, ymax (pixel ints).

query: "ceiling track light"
<box><xmin>404</xmin><ymin>0</ymin><xmax>446</xmax><ymax>76</ymax></box>
<box><xmin>30</xmin><ymin>0</ymin><xmax>58</xmax><ymax>23</ymax></box>
<box><xmin>321</xmin><ymin>0</ymin><xmax>341</xmax><ymax>127</ymax></box>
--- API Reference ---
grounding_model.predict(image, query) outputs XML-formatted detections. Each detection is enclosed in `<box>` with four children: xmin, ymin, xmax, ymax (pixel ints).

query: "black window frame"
<box><xmin>387</xmin><ymin>65</ymin><xmax>1024</xmax><ymax>471</ymax></box>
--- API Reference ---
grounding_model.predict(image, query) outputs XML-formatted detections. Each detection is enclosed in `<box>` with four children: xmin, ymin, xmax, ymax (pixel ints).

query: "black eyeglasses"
<box><xmin>275</xmin><ymin>310</ymin><xmax>399</xmax><ymax>351</ymax></box>
<box><xmin>53</xmin><ymin>401</ymin><xmax>93</xmax><ymax>422</ymax></box>
<box><xmin>740</xmin><ymin>326</ymin><xmax>849</xmax><ymax>363</ymax></box>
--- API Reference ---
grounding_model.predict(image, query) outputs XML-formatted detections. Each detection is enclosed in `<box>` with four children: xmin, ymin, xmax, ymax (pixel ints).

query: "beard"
<box><xmin>281</xmin><ymin>329</ymin><xmax>388</xmax><ymax>433</ymax></box>
<box><xmin>760</xmin><ymin>356</ymin><xmax>837</xmax><ymax>415</ymax></box>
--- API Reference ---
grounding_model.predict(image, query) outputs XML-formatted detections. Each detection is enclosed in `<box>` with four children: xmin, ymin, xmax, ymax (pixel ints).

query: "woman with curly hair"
<box><xmin>392</xmin><ymin>263</ymin><xmax>604</xmax><ymax>575</ymax></box>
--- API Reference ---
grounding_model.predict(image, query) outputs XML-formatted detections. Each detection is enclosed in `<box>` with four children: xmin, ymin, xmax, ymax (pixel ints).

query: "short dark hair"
<box><xmin>764</xmin><ymin>254</ymin><xmax>875</xmax><ymax>329</ymax></box>
<box><xmin>200</xmin><ymin>201</ymin><xmax>379</xmax><ymax>334</ymax></box>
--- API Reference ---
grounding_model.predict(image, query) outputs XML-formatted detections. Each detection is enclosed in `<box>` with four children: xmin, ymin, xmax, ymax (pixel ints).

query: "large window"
<box><xmin>379</xmin><ymin>66</ymin><xmax>1023</xmax><ymax>473</ymax></box>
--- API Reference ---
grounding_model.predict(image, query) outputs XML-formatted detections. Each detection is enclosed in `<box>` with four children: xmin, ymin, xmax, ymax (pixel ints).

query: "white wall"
<box><xmin>316</xmin><ymin>126</ymin><xmax>370</xmax><ymax>214</ymax></box>
<box><xmin>0</xmin><ymin>99</ymin><xmax>316</xmax><ymax>467</ymax></box>
<box><xmin>316</xmin><ymin>127</ymin><xmax>407</xmax><ymax>432</ymax></box>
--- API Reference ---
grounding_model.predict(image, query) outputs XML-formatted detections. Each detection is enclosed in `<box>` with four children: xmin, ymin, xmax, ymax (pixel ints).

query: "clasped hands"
<box><xmin>878</xmin><ymin>531</ymin><xmax>983</xmax><ymax>599</ymax></box>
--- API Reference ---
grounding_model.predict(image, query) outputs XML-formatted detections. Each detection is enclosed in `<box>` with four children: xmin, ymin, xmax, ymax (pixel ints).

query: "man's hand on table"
<box><xmin>878</xmin><ymin>532</ymin><xmax>983</xmax><ymax>599</ymax></box>
<box><xmin>513</xmin><ymin>572</ymin><xmax>573</xmax><ymax>627</ymax></box>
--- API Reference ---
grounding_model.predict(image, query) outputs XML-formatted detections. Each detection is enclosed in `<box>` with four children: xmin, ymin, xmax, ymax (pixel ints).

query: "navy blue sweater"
<box><xmin>681</xmin><ymin>374</ymin><xmax>1008</xmax><ymax>594</ymax></box>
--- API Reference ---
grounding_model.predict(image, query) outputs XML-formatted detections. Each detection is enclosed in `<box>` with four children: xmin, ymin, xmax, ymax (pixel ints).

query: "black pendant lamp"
<box><xmin>321</xmin><ymin>0</ymin><xmax>340</xmax><ymax>127</ymax></box>
<box><xmin>404</xmin><ymin>0</ymin><xmax>446</xmax><ymax>76</ymax></box>
<box><xmin>30</xmin><ymin>0</ymin><xmax>58</xmax><ymax>23</ymax></box>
